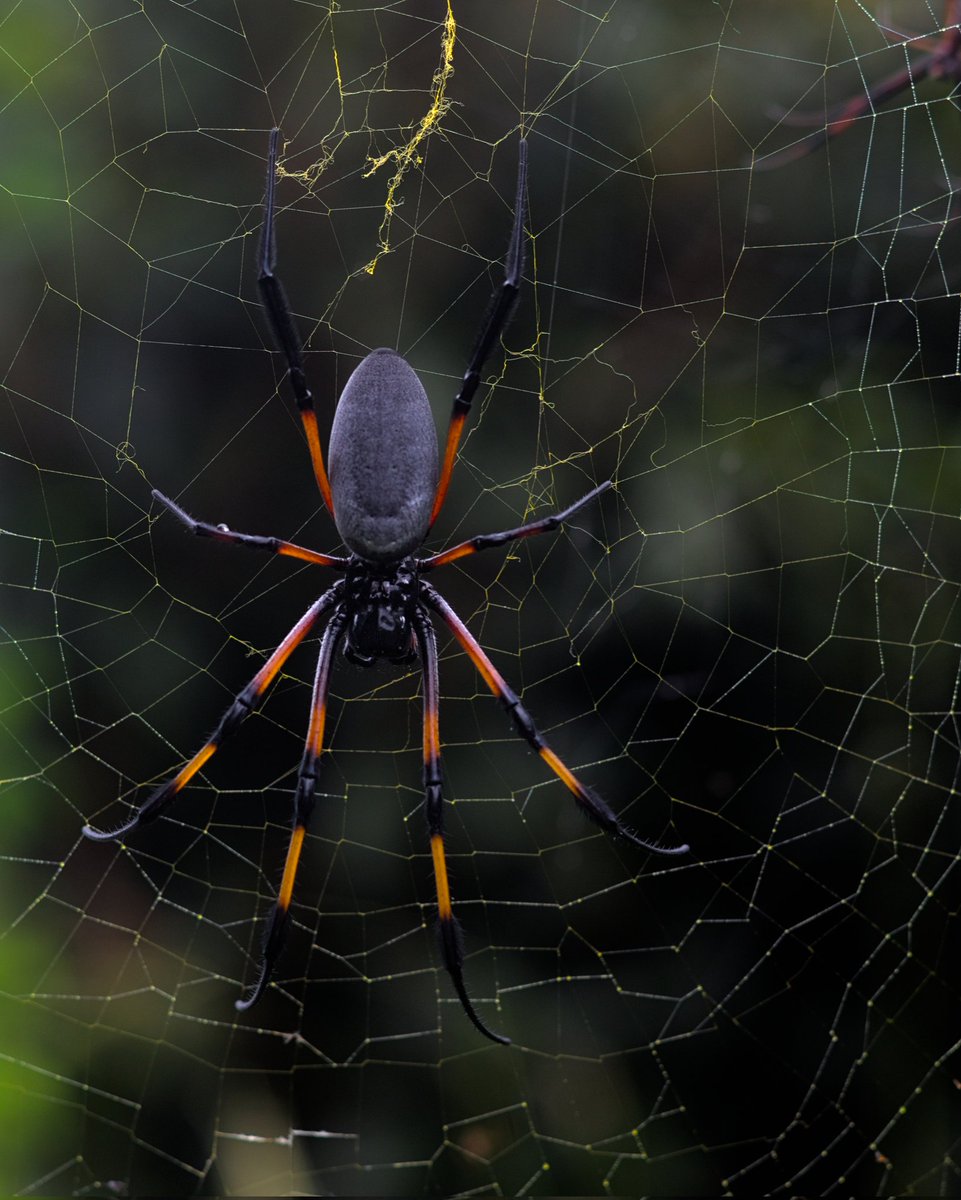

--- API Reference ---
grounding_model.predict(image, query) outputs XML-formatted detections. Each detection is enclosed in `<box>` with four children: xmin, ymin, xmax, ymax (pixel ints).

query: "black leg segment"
<box><xmin>420</xmin><ymin>481</ymin><xmax>611</xmax><ymax>571</ymax></box>
<box><xmin>152</xmin><ymin>490</ymin><xmax>349</xmax><ymax>569</ymax></box>
<box><xmin>82</xmin><ymin>585</ymin><xmax>344</xmax><ymax>842</ymax></box>
<box><xmin>430</xmin><ymin>138</ymin><xmax>528</xmax><ymax>525</ymax></box>
<box><xmin>421</xmin><ymin>582</ymin><xmax>689</xmax><ymax>857</ymax></box>
<box><xmin>413</xmin><ymin>608</ymin><xmax>510</xmax><ymax>1044</ymax></box>
<box><xmin>259</xmin><ymin>128</ymin><xmax>334</xmax><ymax>512</ymax></box>
<box><xmin>236</xmin><ymin>607</ymin><xmax>348</xmax><ymax>1011</ymax></box>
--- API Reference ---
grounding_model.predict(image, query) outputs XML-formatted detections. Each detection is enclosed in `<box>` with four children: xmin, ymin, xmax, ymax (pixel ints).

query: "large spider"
<box><xmin>83</xmin><ymin>130</ymin><xmax>689</xmax><ymax>1044</ymax></box>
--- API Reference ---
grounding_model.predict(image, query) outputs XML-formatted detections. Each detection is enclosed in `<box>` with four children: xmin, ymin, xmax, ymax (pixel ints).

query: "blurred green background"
<box><xmin>1</xmin><ymin>0</ymin><xmax>960</xmax><ymax>1194</ymax></box>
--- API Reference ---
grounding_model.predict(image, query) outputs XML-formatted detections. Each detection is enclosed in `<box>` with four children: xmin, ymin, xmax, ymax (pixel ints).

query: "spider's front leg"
<box><xmin>430</xmin><ymin>138</ymin><xmax>528</xmax><ymax>525</ymax></box>
<box><xmin>258</xmin><ymin>128</ymin><xmax>334</xmax><ymax>514</ymax></box>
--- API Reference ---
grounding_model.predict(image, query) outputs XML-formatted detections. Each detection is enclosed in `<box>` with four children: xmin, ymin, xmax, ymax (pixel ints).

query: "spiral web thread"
<box><xmin>0</xmin><ymin>1</ymin><xmax>959</xmax><ymax>1194</ymax></box>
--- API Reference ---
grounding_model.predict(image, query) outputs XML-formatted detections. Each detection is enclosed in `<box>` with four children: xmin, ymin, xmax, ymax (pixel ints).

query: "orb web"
<box><xmin>0</xmin><ymin>1</ymin><xmax>959</xmax><ymax>1194</ymax></box>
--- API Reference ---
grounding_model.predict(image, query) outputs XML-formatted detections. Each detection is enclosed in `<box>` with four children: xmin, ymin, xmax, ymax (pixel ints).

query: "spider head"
<box><xmin>343</xmin><ymin>558</ymin><xmax>418</xmax><ymax>666</ymax></box>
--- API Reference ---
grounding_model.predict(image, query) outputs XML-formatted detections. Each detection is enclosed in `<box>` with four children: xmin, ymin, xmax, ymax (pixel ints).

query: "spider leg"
<box><xmin>236</xmin><ymin>608</ymin><xmax>347</xmax><ymax>1011</ymax></box>
<box><xmin>82</xmin><ymin>583</ymin><xmax>344</xmax><ymax>842</ymax></box>
<box><xmin>421</xmin><ymin>582</ymin><xmax>689</xmax><ymax>857</ymax></box>
<box><xmin>259</xmin><ymin>128</ymin><xmax>335</xmax><ymax>514</ymax></box>
<box><xmin>412</xmin><ymin>609</ymin><xmax>510</xmax><ymax>1045</ymax></box>
<box><xmin>430</xmin><ymin>139</ymin><xmax>528</xmax><ymax>526</ymax></box>
<box><xmin>152</xmin><ymin>490</ymin><xmax>349</xmax><ymax>569</ymax></box>
<box><xmin>419</xmin><ymin>482</ymin><xmax>610</xmax><ymax>571</ymax></box>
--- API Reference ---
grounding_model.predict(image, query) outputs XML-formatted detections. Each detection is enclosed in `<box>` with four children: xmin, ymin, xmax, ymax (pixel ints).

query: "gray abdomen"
<box><xmin>328</xmin><ymin>348</ymin><xmax>439</xmax><ymax>562</ymax></box>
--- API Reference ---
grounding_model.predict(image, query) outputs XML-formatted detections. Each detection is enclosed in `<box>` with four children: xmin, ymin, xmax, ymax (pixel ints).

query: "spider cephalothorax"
<box><xmin>83</xmin><ymin>129</ymin><xmax>688</xmax><ymax>1044</ymax></box>
<box><xmin>342</xmin><ymin>557</ymin><xmax>419</xmax><ymax>665</ymax></box>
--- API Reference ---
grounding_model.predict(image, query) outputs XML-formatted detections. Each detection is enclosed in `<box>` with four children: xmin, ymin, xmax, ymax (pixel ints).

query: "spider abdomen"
<box><xmin>328</xmin><ymin>348</ymin><xmax>439</xmax><ymax>562</ymax></box>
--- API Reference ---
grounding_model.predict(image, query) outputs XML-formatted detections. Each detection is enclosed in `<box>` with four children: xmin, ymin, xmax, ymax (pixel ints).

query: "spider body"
<box><xmin>329</xmin><ymin>347</ymin><xmax>438</xmax><ymax>562</ymax></box>
<box><xmin>342</xmin><ymin>554</ymin><xmax>419</xmax><ymax>665</ymax></box>
<box><xmin>83</xmin><ymin>129</ymin><xmax>688</xmax><ymax>1045</ymax></box>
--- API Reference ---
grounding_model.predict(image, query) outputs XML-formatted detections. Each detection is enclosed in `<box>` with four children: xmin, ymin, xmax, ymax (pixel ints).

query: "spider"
<box><xmin>83</xmin><ymin>129</ymin><xmax>689</xmax><ymax>1045</ymax></box>
<box><xmin>759</xmin><ymin>0</ymin><xmax>961</xmax><ymax>169</ymax></box>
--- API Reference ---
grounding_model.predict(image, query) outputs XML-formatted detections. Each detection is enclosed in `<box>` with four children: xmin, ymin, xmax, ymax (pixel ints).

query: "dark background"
<box><xmin>1</xmin><ymin>0</ymin><xmax>959</xmax><ymax>1194</ymax></box>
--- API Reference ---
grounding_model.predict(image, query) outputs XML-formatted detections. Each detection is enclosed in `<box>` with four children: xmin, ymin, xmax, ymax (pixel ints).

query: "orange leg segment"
<box><xmin>414</xmin><ymin>611</ymin><xmax>510</xmax><ymax>1045</ymax></box>
<box><xmin>152</xmin><ymin>490</ymin><xmax>347</xmax><ymax>568</ymax></box>
<box><xmin>83</xmin><ymin>584</ymin><xmax>344</xmax><ymax>843</ymax></box>
<box><xmin>422</xmin><ymin>482</ymin><xmax>610</xmax><ymax>571</ymax></box>
<box><xmin>235</xmin><ymin>608</ymin><xmax>347</xmax><ymax>1011</ymax></box>
<box><xmin>422</xmin><ymin>582</ymin><xmax>689</xmax><ymax>857</ymax></box>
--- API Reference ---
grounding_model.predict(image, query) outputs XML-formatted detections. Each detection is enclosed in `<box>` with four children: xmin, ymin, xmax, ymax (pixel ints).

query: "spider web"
<box><xmin>1</xmin><ymin>0</ymin><xmax>960</xmax><ymax>1194</ymax></box>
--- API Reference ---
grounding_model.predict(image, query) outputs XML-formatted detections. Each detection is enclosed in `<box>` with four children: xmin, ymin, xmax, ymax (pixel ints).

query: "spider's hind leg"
<box><xmin>82</xmin><ymin>587</ymin><xmax>343</xmax><ymax>842</ymax></box>
<box><xmin>236</xmin><ymin>608</ymin><xmax>348</xmax><ymax>1011</ymax></box>
<box><xmin>413</xmin><ymin>609</ymin><xmax>510</xmax><ymax>1045</ymax></box>
<box><xmin>421</xmin><ymin>581</ymin><xmax>689</xmax><ymax>857</ymax></box>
